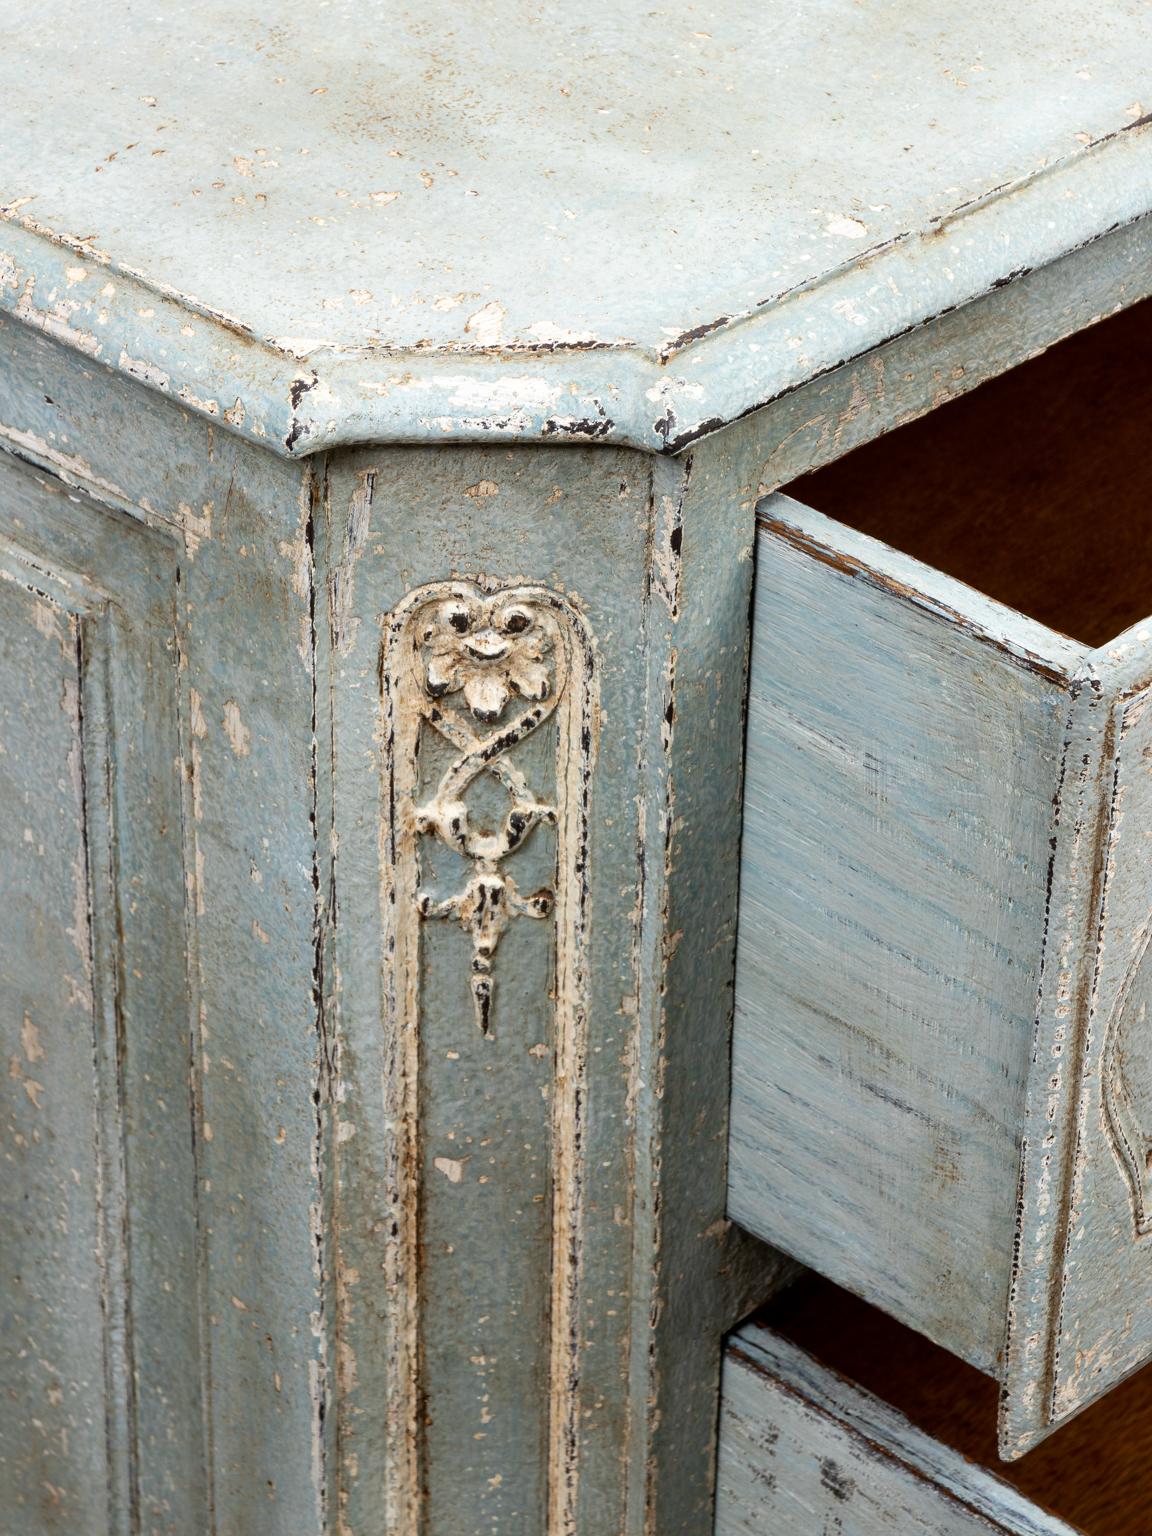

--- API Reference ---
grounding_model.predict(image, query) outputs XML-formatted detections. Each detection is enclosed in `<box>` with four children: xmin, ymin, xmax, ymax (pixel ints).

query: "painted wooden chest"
<box><xmin>3</xmin><ymin>2</ymin><xmax>1152</xmax><ymax>1533</ymax></box>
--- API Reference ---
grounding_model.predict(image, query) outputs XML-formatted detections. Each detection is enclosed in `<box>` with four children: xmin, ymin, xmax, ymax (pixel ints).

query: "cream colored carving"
<box><xmin>379</xmin><ymin>578</ymin><xmax>597</xmax><ymax>1533</ymax></box>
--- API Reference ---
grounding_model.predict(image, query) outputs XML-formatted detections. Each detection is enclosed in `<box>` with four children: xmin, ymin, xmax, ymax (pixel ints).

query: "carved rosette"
<box><xmin>378</xmin><ymin>578</ymin><xmax>597</xmax><ymax>1531</ymax></box>
<box><xmin>383</xmin><ymin>581</ymin><xmax>593</xmax><ymax>1034</ymax></box>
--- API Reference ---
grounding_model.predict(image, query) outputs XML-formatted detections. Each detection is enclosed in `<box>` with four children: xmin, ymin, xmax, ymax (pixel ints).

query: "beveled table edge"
<box><xmin>1</xmin><ymin>120</ymin><xmax>1150</xmax><ymax>459</ymax></box>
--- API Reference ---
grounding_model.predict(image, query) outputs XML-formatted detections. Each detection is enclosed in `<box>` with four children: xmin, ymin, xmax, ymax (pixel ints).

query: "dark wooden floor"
<box><xmin>759</xmin><ymin>1275</ymin><xmax>1152</xmax><ymax>1535</ymax></box>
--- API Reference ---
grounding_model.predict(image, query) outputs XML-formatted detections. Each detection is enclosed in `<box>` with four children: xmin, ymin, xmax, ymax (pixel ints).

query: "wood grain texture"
<box><xmin>3</xmin><ymin>2</ymin><xmax>1151</xmax><ymax>453</ymax></box>
<box><xmin>1005</xmin><ymin>629</ymin><xmax>1152</xmax><ymax>1455</ymax></box>
<box><xmin>791</xmin><ymin>296</ymin><xmax>1152</xmax><ymax>647</ymax></box>
<box><xmin>729</xmin><ymin>494</ymin><xmax>1082</xmax><ymax>1373</ymax></box>
<box><xmin>762</xmin><ymin>1274</ymin><xmax>1152</xmax><ymax>1536</ymax></box>
<box><xmin>715</xmin><ymin>1324</ymin><xmax>1079</xmax><ymax>1536</ymax></box>
<box><xmin>755</xmin><ymin>214</ymin><xmax>1152</xmax><ymax>501</ymax></box>
<box><xmin>0</xmin><ymin>296</ymin><xmax>795</xmax><ymax>1535</ymax></box>
<box><xmin>0</xmin><ymin>319</ymin><xmax>323</xmax><ymax>1535</ymax></box>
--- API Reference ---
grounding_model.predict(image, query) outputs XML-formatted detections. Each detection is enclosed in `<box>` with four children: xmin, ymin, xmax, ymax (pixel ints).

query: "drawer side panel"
<box><xmin>730</xmin><ymin>499</ymin><xmax>1072</xmax><ymax>1371</ymax></box>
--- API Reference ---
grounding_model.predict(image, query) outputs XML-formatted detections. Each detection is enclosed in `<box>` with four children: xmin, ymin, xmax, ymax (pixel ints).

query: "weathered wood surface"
<box><xmin>0</xmin><ymin>315</ymin><xmax>321</xmax><ymax>1533</ymax></box>
<box><xmin>0</xmin><ymin>449</ymin><xmax>200</xmax><ymax>1532</ymax></box>
<box><xmin>317</xmin><ymin>433</ymin><xmax>784</xmax><ymax>1535</ymax></box>
<box><xmin>1005</xmin><ymin>628</ymin><xmax>1152</xmax><ymax>1455</ymax></box>
<box><xmin>3</xmin><ymin>3</ymin><xmax>1152</xmax><ymax>452</ymax></box>
<box><xmin>729</xmin><ymin>494</ymin><xmax>1083</xmax><ymax>1374</ymax></box>
<box><xmin>755</xmin><ymin>211</ymin><xmax>1152</xmax><ymax>498</ymax></box>
<box><xmin>761</xmin><ymin>1271</ymin><xmax>1152</xmax><ymax>1536</ymax></box>
<box><xmin>715</xmin><ymin>1326</ymin><xmax>1081</xmax><ymax>1536</ymax></box>
<box><xmin>3</xmin><ymin>48</ymin><xmax>1152</xmax><ymax>1513</ymax></box>
<box><xmin>731</xmin><ymin>487</ymin><xmax>1152</xmax><ymax>1458</ymax></box>
<box><xmin>0</xmin><ymin>308</ymin><xmax>790</xmax><ymax>1533</ymax></box>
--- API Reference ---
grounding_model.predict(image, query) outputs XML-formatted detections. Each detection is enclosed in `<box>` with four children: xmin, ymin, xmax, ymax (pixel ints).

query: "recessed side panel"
<box><xmin>0</xmin><ymin>558</ymin><xmax>111</xmax><ymax>1534</ymax></box>
<box><xmin>730</xmin><ymin>495</ymin><xmax>1081</xmax><ymax>1374</ymax></box>
<box><xmin>1004</xmin><ymin>639</ymin><xmax>1152</xmax><ymax>1456</ymax></box>
<box><xmin>0</xmin><ymin>451</ymin><xmax>202</xmax><ymax>1532</ymax></box>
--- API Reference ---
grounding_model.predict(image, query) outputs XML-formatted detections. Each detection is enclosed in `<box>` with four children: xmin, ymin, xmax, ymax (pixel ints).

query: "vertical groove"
<box><xmin>306</xmin><ymin>460</ymin><xmax>335</xmax><ymax>1534</ymax></box>
<box><xmin>174</xmin><ymin>563</ymin><xmax>217</xmax><ymax>1536</ymax></box>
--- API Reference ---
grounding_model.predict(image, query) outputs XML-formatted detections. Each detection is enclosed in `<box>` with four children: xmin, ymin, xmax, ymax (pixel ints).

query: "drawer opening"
<box><xmin>787</xmin><ymin>296</ymin><xmax>1152</xmax><ymax>648</ymax></box>
<box><xmin>755</xmin><ymin>1274</ymin><xmax>1152</xmax><ymax>1536</ymax></box>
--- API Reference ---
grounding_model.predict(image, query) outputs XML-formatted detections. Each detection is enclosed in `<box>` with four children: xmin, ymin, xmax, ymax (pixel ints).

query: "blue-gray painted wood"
<box><xmin>4</xmin><ymin>26</ymin><xmax>1152</xmax><ymax>1515</ymax></box>
<box><xmin>0</xmin><ymin>304</ymin><xmax>789</xmax><ymax>1533</ymax></box>
<box><xmin>730</xmin><ymin>494</ymin><xmax>1084</xmax><ymax>1374</ymax></box>
<box><xmin>754</xmin><ymin>212</ymin><xmax>1152</xmax><ymax>496</ymax></box>
<box><xmin>0</xmin><ymin>317</ymin><xmax>322</xmax><ymax>1534</ymax></box>
<box><xmin>716</xmin><ymin>1326</ymin><xmax>1081</xmax><ymax>1536</ymax></box>
<box><xmin>1004</xmin><ymin>625</ymin><xmax>1152</xmax><ymax>1456</ymax></box>
<box><xmin>731</xmin><ymin>491</ymin><xmax>1152</xmax><ymax>1461</ymax></box>
<box><xmin>0</xmin><ymin>448</ymin><xmax>202</xmax><ymax>1533</ymax></box>
<box><xmin>2</xmin><ymin>2</ymin><xmax>1151</xmax><ymax>452</ymax></box>
<box><xmin>316</xmin><ymin>435</ymin><xmax>784</xmax><ymax>1535</ymax></box>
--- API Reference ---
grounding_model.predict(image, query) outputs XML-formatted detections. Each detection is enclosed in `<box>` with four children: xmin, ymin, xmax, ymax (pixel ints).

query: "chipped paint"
<box><xmin>0</xmin><ymin>26</ymin><xmax>1149</xmax><ymax>457</ymax></box>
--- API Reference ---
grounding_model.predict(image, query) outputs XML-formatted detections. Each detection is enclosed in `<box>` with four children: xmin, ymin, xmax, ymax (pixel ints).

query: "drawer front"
<box><xmin>730</xmin><ymin>494</ymin><xmax>1152</xmax><ymax>1454</ymax></box>
<box><xmin>716</xmin><ymin>1326</ymin><xmax>1079</xmax><ymax>1536</ymax></box>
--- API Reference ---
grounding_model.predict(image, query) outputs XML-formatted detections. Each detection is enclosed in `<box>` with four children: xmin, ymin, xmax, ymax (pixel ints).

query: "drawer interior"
<box><xmin>789</xmin><ymin>296</ymin><xmax>1152</xmax><ymax>646</ymax></box>
<box><xmin>756</xmin><ymin>1276</ymin><xmax>1152</xmax><ymax>1536</ymax></box>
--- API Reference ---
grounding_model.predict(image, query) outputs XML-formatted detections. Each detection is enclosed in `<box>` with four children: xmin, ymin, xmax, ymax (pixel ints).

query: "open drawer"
<box><xmin>729</xmin><ymin>300</ymin><xmax>1152</xmax><ymax>1456</ymax></box>
<box><xmin>718</xmin><ymin>1276</ymin><xmax>1152</xmax><ymax>1535</ymax></box>
<box><xmin>716</xmin><ymin>1324</ymin><xmax>1082</xmax><ymax>1536</ymax></box>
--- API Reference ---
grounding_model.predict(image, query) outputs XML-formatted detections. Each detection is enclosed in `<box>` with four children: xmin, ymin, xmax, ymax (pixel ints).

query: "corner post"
<box><xmin>318</xmin><ymin>430</ymin><xmax>782</xmax><ymax>1536</ymax></box>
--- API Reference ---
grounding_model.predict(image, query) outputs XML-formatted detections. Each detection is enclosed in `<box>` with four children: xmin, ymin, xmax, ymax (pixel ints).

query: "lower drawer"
<box><xmin>729</xmin><ymin>298</ymin><xmax>1152</xmax><ymax>1455</ymax></box>
<box><xmin>716</xmin><ymin>1324</ymin><xmax>1079</xmax><ymax>1536</ymax></box>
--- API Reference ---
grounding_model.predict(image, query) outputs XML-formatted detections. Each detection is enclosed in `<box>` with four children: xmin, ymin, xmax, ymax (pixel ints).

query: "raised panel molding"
<box><xmin>318</xmin><ymin>437</ymin><xmax>785</xmax><ymax>1536</ymax></box>
<box><xmin>378</xmin><ymin>578</ymin><xmax>597</xmax><ymax>1530</ymax></box>
<box><xmin>0</xmin><ymin>449</ymin><xmax>202</xmax><ymax>1534</ymax></box>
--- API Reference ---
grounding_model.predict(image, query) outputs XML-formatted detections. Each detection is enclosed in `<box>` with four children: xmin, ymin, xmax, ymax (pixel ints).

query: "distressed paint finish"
<box><xmin>316</xmin><ymin>436</ymin><xmax>778</xmax><ymax>1535</ymax></box>
<box><xmin>753</xmin><ymin>211</ymin><xmax>1152</xmax><ymax>498</ymax></box>
<box><xmin>5</xmin><ymin>13</ymin><xmax>1152</xmax><ymax>1519</ymax></box>
<box><xmin>0</xmin><ymin>292</ymin><xmax>787</xmax><ymax>1533</ymax></box>
<box><xmin>1005</xmin><ymin>630</ymin><xmax>1152</xmax><ymax>1455</ymax></box>
<box><xmin>0</xmin><ymin>319</ymin><xmax>322</xmax><ymax>1534</ymax></box>
<box><xmin>2</xmin><ymin>3</ymin><xmax>1152</xmax><ymax>451</ymax></box>
<box><xmin>731</xmin><ymin>493</ymin><xmax>1152</xmax><ymax>1458</ymax></box>
<box><xmin>715</xmin><ymin>1327</ymin><xmax>1081</xmax><ymax>1536</ymax></box>
<box><xmin>0</xmin><ymin>450</ymin><xmax>200</xmax><ymax>1532</ymax></box>
<box><xmin>729</xmin><ymin>496</ymin><xmax>1084</xmax><ymax>1373</ymax></box>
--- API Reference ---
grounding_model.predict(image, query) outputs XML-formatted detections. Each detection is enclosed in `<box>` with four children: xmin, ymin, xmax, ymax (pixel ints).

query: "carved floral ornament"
<box><xmin>380</xmin><ymin>579</ymin><xmax>596</xmax><ymax>1036</ymax></box>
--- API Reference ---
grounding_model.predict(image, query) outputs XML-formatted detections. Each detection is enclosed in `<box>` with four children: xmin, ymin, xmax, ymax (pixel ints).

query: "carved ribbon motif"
<box><xmin>382</xmin><ymin>579</ymin><xmax>593</xmax><ymax>1035</ymax></box>
<box><xmin>379</xmin><ymin>577</ymin><xmax>596</xmax><ymax>1529</ymax></box>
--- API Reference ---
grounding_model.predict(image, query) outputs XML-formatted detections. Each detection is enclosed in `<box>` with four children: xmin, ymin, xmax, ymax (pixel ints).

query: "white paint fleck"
<box><xmin>21</xmin><ymin>1013</ymin><xmax>43</xmax><ymax>1063</ymax></box>
<box><xmin>223</xmin><ymin>698</ymin><xmax>251</xmax><ymax>757</ymax></box>
<box><xmin>464</xmin><ymin>300</ymin><xmax>505</xmax><ymax>346</ymax></box>
<box><xmin>528</xmin><ymin>321</ymin><xmax>599</xmax><ymax>345</ymax></box>
<box><xmin>824</xmin><ymin>214</ymin><xmax>869</xmax><ymax>238</ymax></box>
<box><xmin>434</xmin><ymin>1156</ymin><xmax>465</xmax><ymax>1184</ymax></box>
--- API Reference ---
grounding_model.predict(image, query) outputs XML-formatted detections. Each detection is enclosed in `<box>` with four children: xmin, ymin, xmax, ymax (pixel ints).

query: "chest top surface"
<box><xmin>3</xmin><ymin>0</ymin><xmax>1151</xmax><ymax>455</ymax></box>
